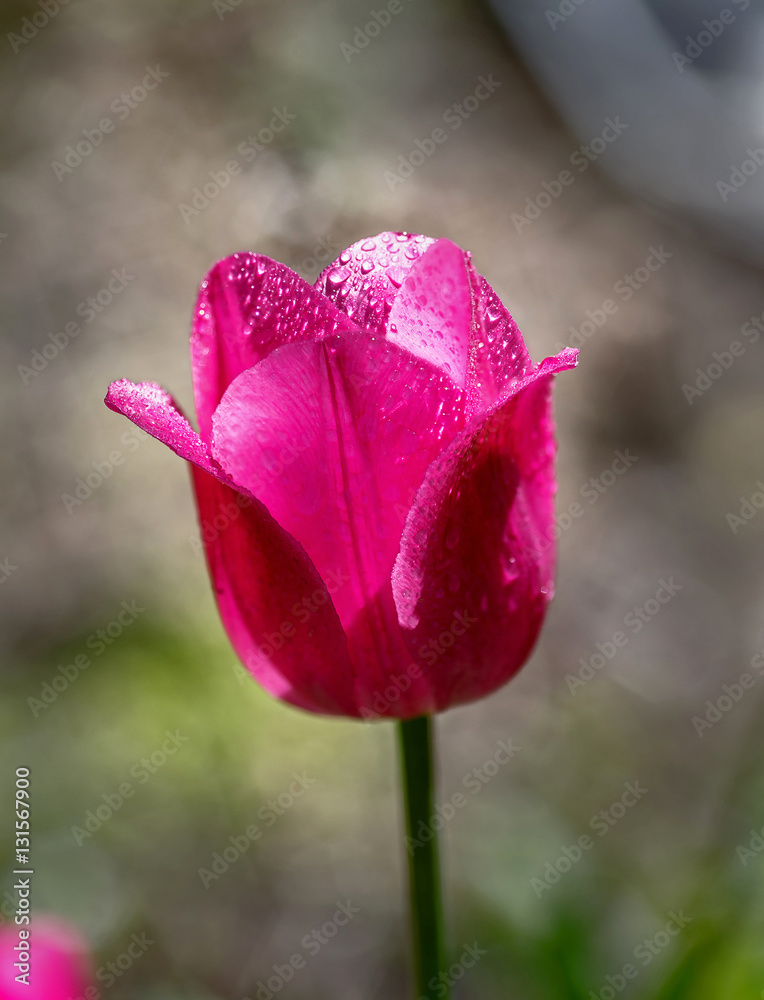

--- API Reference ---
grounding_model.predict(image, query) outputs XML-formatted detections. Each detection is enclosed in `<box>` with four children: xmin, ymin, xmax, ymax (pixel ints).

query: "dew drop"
<box><xmin>325</xmin><ymin>269</ymin><xmax>349</xmax><ymax>288</ymax></box>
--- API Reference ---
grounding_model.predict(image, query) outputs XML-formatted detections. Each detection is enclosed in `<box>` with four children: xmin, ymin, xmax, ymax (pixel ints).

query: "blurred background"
<box><xmin>2</xmin><ymin>0</ymin><xmax>764</xmax><ymax>997</ymax></box>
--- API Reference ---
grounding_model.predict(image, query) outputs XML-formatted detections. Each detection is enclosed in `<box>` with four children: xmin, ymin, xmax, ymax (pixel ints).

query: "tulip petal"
<box><xmin>315</xmin><ymin>232</ymin><xmax>435</xmax><ymax>336</ymax></box>
<box><xmin>386</xmin><ymin>238</ymin><xmax>473</xmax><ymax>389</ymax></box>
<box><xmin>105</xmin><ymin>379</ymin><xmax>358</xmax><ymax>715</ymax></box>
<box><xmin>378</xmin><ymin>237</ymin><xmax>534</xmax><ymax>416</ymax></box>
<box><xmin>316</xmin><ymin>233</ymin><xmax>534</xmax><ymax>417</ymax></box>
<box><xmin>190</xmin><ymin>467</ymin><xmax>358</xmax><ymax>715</ymax></box>
<box><xmin>192</xmin><ymin>252</ymin><xmax>359</xmax><ymax>440</ymax></box>
<box><xmin>391</xmin><ymin>348</ymin><xmax>578</xmax><ymax>711</ymax></box>
<box><xmin>211</xmin><ymin>333</ymin><xmax>465</xmax><ymax>715</ymax></box>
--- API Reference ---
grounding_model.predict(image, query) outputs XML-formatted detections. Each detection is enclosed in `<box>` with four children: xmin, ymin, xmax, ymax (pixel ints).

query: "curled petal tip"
<box><xmin>544</xmin><ymin>347</ymin><xmax>579</xmax><ymax>371</ymax></box>
<box><xmin>105</xmin><ymin>378</ymin><xmax>169</xmax><ymax>410</ymax></box>
<box><xmin>104</xmin><ymin>378</ymin><xmax>129</xmax><ymax>410</ymax></box>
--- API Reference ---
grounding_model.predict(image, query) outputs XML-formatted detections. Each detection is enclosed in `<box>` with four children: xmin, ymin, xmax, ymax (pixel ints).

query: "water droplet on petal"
<box><xmin>325</xmin><ymin>269</ymin><xmax>348</xmax><ymax>288</ymax></box>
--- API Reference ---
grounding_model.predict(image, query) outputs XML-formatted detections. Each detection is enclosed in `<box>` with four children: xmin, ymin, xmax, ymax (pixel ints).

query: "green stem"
<box><xmin>398</xmin><ymin>715</ymin><xmax>448</xmax><ymax>1000</ymax></box>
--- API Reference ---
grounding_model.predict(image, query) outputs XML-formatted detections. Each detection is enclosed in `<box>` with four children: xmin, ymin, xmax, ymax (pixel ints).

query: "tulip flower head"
<box><xmin>106</xmin><ymin>233</ymin><xmax>577</xmax><ymax>718</ymax></box>
<box><xmin>0</xmin><ymin>917</ymin><xmax>92</xmax><ymax>1000</ymax></box>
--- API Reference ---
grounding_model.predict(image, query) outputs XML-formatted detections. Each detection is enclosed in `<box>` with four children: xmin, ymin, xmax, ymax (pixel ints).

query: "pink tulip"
<box><xmin>0</xmin><ymin>917</ymin><xmax>92</xmax><ymax>1000</ymax></box>
<box><xmin>106</xmin><ymin>233</ymin><xmax>577</xmax><ymax>718</ymax></box>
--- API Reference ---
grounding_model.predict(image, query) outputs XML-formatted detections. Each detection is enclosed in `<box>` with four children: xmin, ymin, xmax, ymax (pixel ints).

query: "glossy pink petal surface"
<box><xmin>0</xmin><ymin>918</ymin><xmax>92</xmax><ymax>1000</ymax></box>
<box><xmin>211</xmin><ymin>333</ymin><xmax>465</xmax><ymax>714</ymax></box>
<box><xmin>105</xmin><ymin>380</ymin><xmax>357</xmax><ymax>714</ymax></box>
<box><xmin>392</xmin><ymin>349</ymin><xmax>579</xmax><ymax>711</ymax></box>
<box><xmin>315</xmin><ymin>232</ymin><xmax>435</xmax><ymax>336</ymax></box>
<box><xmin>192</xmin><ymin>252</ymin><xmax>359</xmax><ymax>440</ymax></box>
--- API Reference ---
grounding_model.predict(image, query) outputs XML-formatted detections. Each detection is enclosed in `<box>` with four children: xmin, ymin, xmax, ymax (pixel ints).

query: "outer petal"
<box><xmin>314</xmin><ymin>232</ymin><xmax>435</xmax><ymax>336</ymax></box>
<box><xmin>105</xmin><ymin>379</ymin><xmax>358</xmax><ymax>716</ymax></box>
<box><xmin>192</xmin><ymin>252</ymin><xmax>359</xmax><ymax>440</ymax></box>
<box><xmin>391</xmin><ymin>349</ymin><xmax>579</xmax><ymax>711</ymax></box>
<box><xmin>211</xmin><ymin>333</ymin><xmax>465</xmax><ymax>715</ymax></box>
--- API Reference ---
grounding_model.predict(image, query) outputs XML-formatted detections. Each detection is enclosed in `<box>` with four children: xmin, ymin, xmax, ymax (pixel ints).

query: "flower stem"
<box><xmin>397</xmin><ymin>715</ymin><xmax>448</xmax><ymax>1000</ymax></box>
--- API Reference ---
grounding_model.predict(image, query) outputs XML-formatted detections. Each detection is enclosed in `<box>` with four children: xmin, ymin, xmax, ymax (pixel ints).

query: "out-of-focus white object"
<box><xmin>489</xmin><ymin>0</ymin><xmax>764</xmax><ymax>265</ymax></box>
